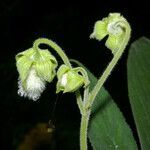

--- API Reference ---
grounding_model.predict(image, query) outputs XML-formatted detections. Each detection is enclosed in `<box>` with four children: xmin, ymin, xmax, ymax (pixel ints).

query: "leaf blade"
<box><xmin>71</xmin><ymin>59</ymin><xmax>137</xmax><ymax>150</ymax></box>
<box><xmin>128</xmin><ymin>37</ymin><xmax>150</xmax><ymax>149</ymax></box>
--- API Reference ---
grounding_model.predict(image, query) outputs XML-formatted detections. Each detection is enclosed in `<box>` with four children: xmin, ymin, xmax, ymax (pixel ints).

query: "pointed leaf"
<box><xmin>128</xmin><ymin>37</ymin><xmax>150</xmax><ymax>149</ymax></box>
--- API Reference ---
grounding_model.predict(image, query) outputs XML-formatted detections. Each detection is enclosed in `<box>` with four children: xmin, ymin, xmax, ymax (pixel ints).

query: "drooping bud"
<box><xmin>56</xmin><ymin>65</ymin><xmax>85</xmax><ymax>93</ymax></box>
<box><xmin>16</xmin><ymin>47</ymin><xmax>57</xmax><ymax>101</ymax></box>
<box><xmin>90</xmin><ymin>13</ymin><xmax>127</xmax><ymax>54</ymax></box>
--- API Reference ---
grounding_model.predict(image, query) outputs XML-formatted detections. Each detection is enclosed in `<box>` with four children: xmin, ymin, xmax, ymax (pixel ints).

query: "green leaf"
<box><xmin>71</xmin><ymin>59</ymin><xmax>137</xmax><ymax>150</ymax></box>
<box><xmin>128</xmin><ymin>37</ymin><xmax>150</xmax><ymax>149</ymax></box>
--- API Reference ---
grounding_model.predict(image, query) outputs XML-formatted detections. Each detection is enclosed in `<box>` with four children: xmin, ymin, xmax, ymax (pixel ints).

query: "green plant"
<box><xmin>15</xmin><ymin>12</ymin><xmax>150</xmax><ymax>150</ymax></box>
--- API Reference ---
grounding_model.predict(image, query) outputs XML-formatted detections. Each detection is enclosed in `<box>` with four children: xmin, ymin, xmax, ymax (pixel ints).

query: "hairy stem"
<box><xmin>80</xmin><ymin>20</ymin><xmax>131</xmax><ymax>150</ymax></box>
<box><xmin>87</xmin><ymin>21</ymin><xmax>131</xmax><ymax>108</ymax></box>
<box><xmin>80</xmin><ymin>112</ymin><xmax>90</xmax><ymax>150</ymax></box>
<box><xmin>33</xmin><ymin>38</ymin><xmax>72</xmax><ymax>68</ymax></box>
<box><xmin>33</xmin><ymin>38</ymin><xmax>86</xmax><ymax>150</ymax></box>
<box><xmin>76</xmin><ymin>90</ymin><xmax>84</xmax><ymax>114</ymax></box>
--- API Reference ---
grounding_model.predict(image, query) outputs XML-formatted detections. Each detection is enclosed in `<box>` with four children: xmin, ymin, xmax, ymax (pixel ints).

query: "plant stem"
<box><xmin>76</xmin><ymin>90</ymin><xmax>84</xmax><ymax>114</ymax></box>
<box><xmin>33</xmin><ymin>38</ymin><xmax>88</xmax><ymax>150</ymax></box>
<box><xmin>87</xmin><ymin>21</ymin><xmax>131</xmax><ymax>108</ymax></box>
<box><xmin>80</xmin><ymin>112</ymin><xmax>90</xmax><ymax>150</ymax></box>
<box><xmin>80</xmin><ymin>21</ymin><xmax>131</xmax><ymax>150</ymax></box>
<box><xmin>33</xmin><ymin>38</ymin><xmax>72</xmax><ymax>68</ymax></box>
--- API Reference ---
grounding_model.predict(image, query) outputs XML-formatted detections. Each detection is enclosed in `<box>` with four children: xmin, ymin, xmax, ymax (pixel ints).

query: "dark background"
<box><xmin>0</xmin><ymin>0</ymin><xmax>150</xmax><ymax>149</ymax></box>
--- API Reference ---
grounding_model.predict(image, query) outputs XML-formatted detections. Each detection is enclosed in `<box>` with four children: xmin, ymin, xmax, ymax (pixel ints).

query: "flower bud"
<box><xmin>56</xmin><ymin>65</ymin><xmax>85</xmax><ymax>93</ymax></box>
<box><xmin>16</xmin><ymin>48</ymin><xmax>57</xmax><ymax>101</ymax></box>
<box><xmin>90</xmin><ymin>13</ymin><xmax>126</xmax><ymax>54</ymax></box>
